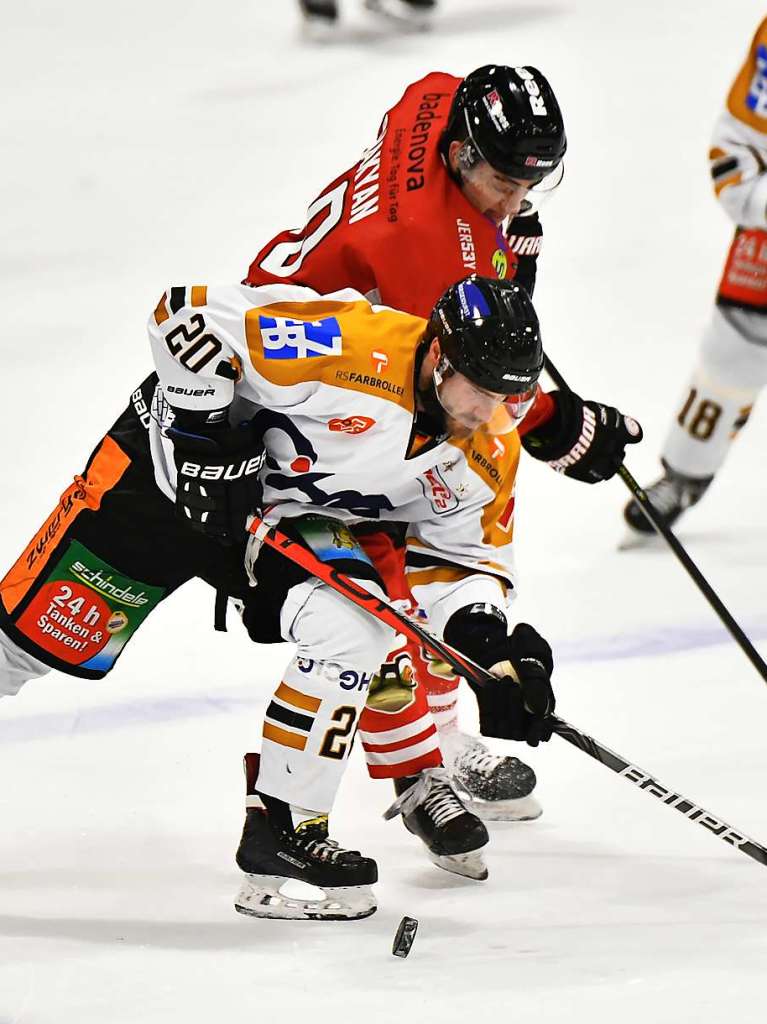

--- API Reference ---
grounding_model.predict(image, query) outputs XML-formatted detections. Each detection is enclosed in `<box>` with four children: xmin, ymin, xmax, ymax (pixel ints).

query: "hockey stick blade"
<box><xmin>543</xmin><ymin>354</ymin><xmax>767</xmax><ymax>686</ymax></box>
<box><xmin>249</xmin><ymin>515</ymin><xmax>767</xmax><ymax>871</ymax></box>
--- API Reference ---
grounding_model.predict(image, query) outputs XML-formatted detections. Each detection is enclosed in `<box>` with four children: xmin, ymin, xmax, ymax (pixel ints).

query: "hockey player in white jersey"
<box><xmin>298</xmin><ymin>0</ymin><xmax>436</xmax><ymax>35</ymax></box>
<box><xmin>2</xmin><ymin>275</ymin><xmax>624</xmax><ymax>919</ymax></box>
<box><xmin>625</xmin><ymin>17</ymin><xmax>767</xmax><ymax>537</ymax></box>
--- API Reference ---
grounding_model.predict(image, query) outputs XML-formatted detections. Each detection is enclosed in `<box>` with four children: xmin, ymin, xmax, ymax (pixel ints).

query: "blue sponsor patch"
<box><xmin>746</xmin><ymin>44</ymin><xmax>767</xmax><ymax>116</ymax></box>
<box><xmin>259</xmin><ymin>315</ymin><xmax>342</xmax><ymax>359</ymax></box>
<box><xmin>457</xmin><ymin>280</ymin><xmax>491</xmax><ymax>321</ymax></box>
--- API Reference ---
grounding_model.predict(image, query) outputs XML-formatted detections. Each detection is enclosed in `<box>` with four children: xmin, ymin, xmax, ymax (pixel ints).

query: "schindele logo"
<box><xmin>260</xmin><ymin>315</ymin><xmax>342</xmax><ymax>359</ymax></box>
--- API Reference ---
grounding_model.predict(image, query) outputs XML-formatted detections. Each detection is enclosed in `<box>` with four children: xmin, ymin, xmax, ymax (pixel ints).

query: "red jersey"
<box><xmin>246</xmin><ymin>71</ymin><xmax>553</xmax><ymax>432</ymax></box>
<box><xmin>246</xmin><ymin>72</ymin><xmax>543</xmax><ymax>318</ymax></box>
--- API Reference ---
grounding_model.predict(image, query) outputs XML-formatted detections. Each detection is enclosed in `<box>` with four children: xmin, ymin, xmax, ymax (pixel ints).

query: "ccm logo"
<box><xmin>328</xmin><ymin>416</ymin><xmax>376</xmax><ymax>435</ymax></box>
<box><xmin>179</xmin><ymin>455</ymin><xmax>264</xmax><ymax>481</ymax></box>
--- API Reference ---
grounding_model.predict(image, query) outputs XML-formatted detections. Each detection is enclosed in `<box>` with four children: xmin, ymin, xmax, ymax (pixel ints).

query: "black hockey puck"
<box><xmin>392</xmin><ymin>916</ymin><xmax>418</xmax><ymax>957</ymax></box>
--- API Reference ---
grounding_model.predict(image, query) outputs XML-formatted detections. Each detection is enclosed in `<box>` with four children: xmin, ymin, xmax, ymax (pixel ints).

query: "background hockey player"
<box><xmin>247</xmin><ymin>64</ymin><xmax>641</xmax><ymax>828</ymax></box>
<box><xmin>624</xmin><ymin>17</ymin><xmax>767</xmax><ymax>538</ymax></box>
<box><xmin>0</xmin><ymin>274</ymin><xmax>603</xmax><ymax>918</ymax></box>
<box><xmin>298</xmin><ymin>0</ymin><xmax>436</xmax><ymax>36</ymax></box>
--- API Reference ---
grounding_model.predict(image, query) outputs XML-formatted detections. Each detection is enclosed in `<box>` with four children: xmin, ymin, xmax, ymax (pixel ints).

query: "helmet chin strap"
<box><xmin>419</xmin><ymin>375</ymin><xmax>449</xmax><ymax>434</ymax></box>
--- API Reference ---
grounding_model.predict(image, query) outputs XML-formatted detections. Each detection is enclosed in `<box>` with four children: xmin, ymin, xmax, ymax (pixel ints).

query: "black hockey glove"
<box><xmin>443</xmin><ymin>607</ymin><xmax>556</xmax><ymax>747</ymax></box>
<box><xmin>168</xmin><ymin>417</ymin><xmax>264</xmax><ymax>544</ymax></box>
<box><xmin>522</xmin><ymin>388</ymin><xmax>643</xmax><ymax>483</ymax></box>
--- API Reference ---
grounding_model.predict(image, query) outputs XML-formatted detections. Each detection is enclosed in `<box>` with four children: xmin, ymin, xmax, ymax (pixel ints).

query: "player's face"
<box><xmin>448</xmin><ymin>142</ymin><xmax>535</xmax><ymax>224</ymax></box>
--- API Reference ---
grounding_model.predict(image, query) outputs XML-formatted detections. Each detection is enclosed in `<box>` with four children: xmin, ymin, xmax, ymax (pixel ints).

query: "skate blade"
<box><xmin>617</xmin><ymin>527</ymin><xmax>663</xmax><ymax>552</ymax></box>
<box><xmin>428</xmin><ymin>850</ymin><xmax>488</xmax><ymax>881</ymax></box>
<box><xmin>301</xmin><ymin>19</ymin><xmax>337</xmax><ymax>42</ymax></box>
<box><xmin>235</xmin><ymin>875</ymin><xmax>376</xmax><ymax>921</ymax></box>
<box><xmin>467</xmin><ymin>793</ymin><xmax>543</xmax><ymax>823</ymax></box>
<box><xmin>362</xmin><ymin>0</ymin><xmax>432</xmax><ymax>31</ymax></box>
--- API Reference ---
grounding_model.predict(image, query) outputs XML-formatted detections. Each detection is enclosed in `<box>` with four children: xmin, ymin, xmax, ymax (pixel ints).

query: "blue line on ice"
<box><xmin>0</xmin><ymin>621</ymin><xmax>764</xmax><ymax>743</ymax></box>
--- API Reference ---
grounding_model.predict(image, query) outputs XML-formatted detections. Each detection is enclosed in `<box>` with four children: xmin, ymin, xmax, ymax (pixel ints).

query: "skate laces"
<box><xmin>383</xmin><ymin>768</ymin><xmax>469</xmax><ymax>827</ymax></box>
<box><xmin>294</xmin><ymin>817</ymin><xmax>356</xmax><ymax>863</ymax></box>
<box><xmin>645</xmin><ymin>475</ymin><xmax>688</xmax><ymax>515</ymax></box>
<box><xmin>455</xmin><ymin>741</ymin><xmax>507</xmax><ymax>778</ymax></box>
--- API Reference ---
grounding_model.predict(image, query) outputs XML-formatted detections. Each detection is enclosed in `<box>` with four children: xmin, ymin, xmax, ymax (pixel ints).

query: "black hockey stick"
<box><xmin>248</xmin><ymin>514</ymin><xmax>767</xmax><ymax>869</ymax></box>
<box><xmin>543</xmin><ymin>354</ymin><xmax>767</xmax><ymax>685</ymax></box>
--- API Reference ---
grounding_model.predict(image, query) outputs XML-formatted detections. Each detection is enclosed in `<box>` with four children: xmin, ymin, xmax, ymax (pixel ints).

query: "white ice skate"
<box><xmin>363</xmin><ymin>0</ymin><xmax>435</xmax><ymax>31</ymax></box>
<box><xmin>440</xmin><ymin>730</ymin><xmax>542</xmax><ymax>822</ymax></box>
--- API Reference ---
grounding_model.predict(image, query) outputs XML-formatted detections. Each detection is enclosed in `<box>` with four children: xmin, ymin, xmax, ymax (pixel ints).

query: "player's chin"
<box><xmin>446</xmin><ymin>417</ymin><xmax>476</xmax><ymax>440</ymax></box>
<box><xmin>485</xmin><ymin>207</ymin><xmax>508</xmax><ymax>225</ymax></box>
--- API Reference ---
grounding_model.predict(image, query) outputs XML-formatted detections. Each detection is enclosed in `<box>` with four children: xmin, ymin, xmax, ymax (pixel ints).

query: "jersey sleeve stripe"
<box><xmin>169</xmin><ymin>287</ymin><xmax>187</xmax><ymax>314</ymax></box>
<box><xmin>153</xmin><ymin>292</ymin><xmax>170</xmax><ymax>326</ymax></box>
<box><xmin>191</xmin><ymin>286</ymin><xmax>207</xmax><ymax>307</ymax></box>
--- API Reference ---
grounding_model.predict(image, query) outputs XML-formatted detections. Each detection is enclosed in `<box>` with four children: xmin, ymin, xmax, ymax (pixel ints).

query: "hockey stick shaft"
<box><xmin>248</xmin><ymin>515</ymin><xmax>767</xmax><ymax>869</ymax></box>
<box><xmin>543</xmin><ymin>354</ymin><xmax>767</xmax><ymax>684</ymax></box>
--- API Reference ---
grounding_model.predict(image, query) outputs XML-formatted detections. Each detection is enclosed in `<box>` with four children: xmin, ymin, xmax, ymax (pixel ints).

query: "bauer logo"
<box><xmin>747</xmin><ymin>45</ymin><xmax>767</xmax><ymax>118</ymax></box>
<box><xmin>259</xmin><ymin>315</ymin><xmax>342</xmax><ymax>360</ymax></box>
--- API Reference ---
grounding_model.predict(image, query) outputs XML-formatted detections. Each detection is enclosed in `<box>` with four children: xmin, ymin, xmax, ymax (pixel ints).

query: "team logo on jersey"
<box><xmin>259</xmin><ymin>315</ymin><xmax>342</xmax><ymax>360</ymax></box>
<box><xmin>492</xmin><ymin>249</ymin><xmax>508</xmax><ymax>279</ymax></box>
<box><xmin>371</xmin><ymin>351</ymin><xmax>389</xmax><ymax>374</ymax></box>
<box><xmin>328</xmin><ymin>416</ymin><xmax>376</xmax><ymax>435</ymax></box>
<box><xmin>747</xmin><ymin>45</ymin><xmax>767</xmax><ymax>117</ymax></box>
<box><xmin>419</xmin><ymin>467</ymin><xmax>459</xmax><ymax>514</ymax></box>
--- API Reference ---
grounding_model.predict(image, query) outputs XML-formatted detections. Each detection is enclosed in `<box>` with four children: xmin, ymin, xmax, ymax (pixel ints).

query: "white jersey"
<box><xmin>146</xmin><ymin>282</ymin><xmax>521</xmax><ymax>635</ymax></box>
<box><xmin>710</xmin><ymin>16</ymin><xmax>767</xmax><ymax>227</ymax></box>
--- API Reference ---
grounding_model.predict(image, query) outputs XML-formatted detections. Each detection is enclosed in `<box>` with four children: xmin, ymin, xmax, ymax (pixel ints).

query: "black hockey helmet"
<box><xmin>442</xmin><ymin>64</ymin><xmax>567</xmax><ymax>180</ymax></box>
<box><xmin>429</xmin><ymin>275</ymin><xmax>543</xmax><ymax>395</ymax></box>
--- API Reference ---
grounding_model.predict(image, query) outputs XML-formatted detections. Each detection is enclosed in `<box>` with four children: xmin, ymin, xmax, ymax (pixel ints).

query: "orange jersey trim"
<box><xmin>153</xmin><ymin>292</ymin><xmax>170</xmax><ymax>326</ymax></box>
<box><xmin>726</xmin><ymin>16</ymin><xmax>767</xmax><ymax>131</ymax></box>
<box><xmin>1</xmin><ymin>436</ymin><xmax>131</xmax><ymax>615</ymax></box>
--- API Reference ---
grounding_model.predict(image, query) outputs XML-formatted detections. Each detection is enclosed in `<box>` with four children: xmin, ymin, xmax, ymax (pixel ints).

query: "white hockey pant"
<box><xmin>0</xmin><ymin>629</ymin><xmax>50</xmax><ymax>698</ymax></box>
<box><xmin>663</xmin><ymin>306</ymin><xmax>767</xmax><ymax>479</ymax></box>
<box><xmin>257</xmin><ymin>576</ymin><xmax>392</xmax><ymax>814</ymax></box>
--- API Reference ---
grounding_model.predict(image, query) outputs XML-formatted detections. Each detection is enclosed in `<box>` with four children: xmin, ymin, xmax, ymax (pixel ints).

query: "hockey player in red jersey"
<box><xmin>246</xmin><ymin>64</ymin><xmax>642</xmax><ymax>844</ymax></box>
<box><xmin>624</xmin><ymin>18</ymin><xmax>767</xmax><ymax>539</ymax></box>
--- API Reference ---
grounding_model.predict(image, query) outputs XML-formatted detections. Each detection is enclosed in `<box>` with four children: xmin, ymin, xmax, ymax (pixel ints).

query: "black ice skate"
<box><xmin>235</xmin><ymin>755</ymin><xmax>377</xmax><ymax>921</ymax></box>
<box><xmin>298</xmin><ymin>0</ymin><xmax>338</xmax><ymax>38</ymax></box>
<box><xmin>384</xmin><ymin>767</ymin><xmax>489</xmax><ymax>880</ymax></box>
<box><xmin>622</xmin><ymin>460</ymin><xmax>712</xmax><ymax>542</ymax></box>
<box><xmin>441</xmin><ymin>729</ymin><xmax>542</xmax><ymax>822</ymax></box>
<box><xmin>363</xmin><ymin>0</ymin><xmax>436</xmax><ymax>30</ymax></box>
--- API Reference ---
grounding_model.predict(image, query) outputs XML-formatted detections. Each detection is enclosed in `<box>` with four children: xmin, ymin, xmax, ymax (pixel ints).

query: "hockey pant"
<box><xmin>662</xmin><ymin>304</ymin><xmax>767</xmax><ymax>479</ymax></box>
<box><xmin>0</xmin><ymin>374</ymin><xmax>391</xmax><ymax>813</ymax></box>
<box><xmin>355</xmin><ymin>530</ymin><xmax>459</xmax><ymax>781</ymax></box>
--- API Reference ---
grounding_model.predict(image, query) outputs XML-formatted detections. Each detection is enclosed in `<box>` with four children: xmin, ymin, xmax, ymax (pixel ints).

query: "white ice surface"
<box><xmin>2</xmin><ymin>1</ymin><xmax>767</xmax><ymax>1021</ymax></box>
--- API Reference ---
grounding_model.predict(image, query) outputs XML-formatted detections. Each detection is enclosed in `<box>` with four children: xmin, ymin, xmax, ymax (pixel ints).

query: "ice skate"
<box><xmin>441</xmin><ymin>729</ymin><xmax>542</xmax><ymax>822</ymax></box>
<box><xmin>235</xmin><ymin>793</ymin><xmax>377</xmax><ymax>921</ymax></box>
<box><xmin>298</xmin><ymin>0</ymin><xmax>338</xmax><ymax>40</ymax></box>
<box><xmin>384</xmin><ymin>767</ymin><xmax>489</xmax><ymax>880</ymax></box>
<box><xmin>622</xmin><ymin>461</ymin><xmax>712</xmax><ymax>544</ymax></box>
<box><xmin>363</xmin><ymin>0</ymin><xmax>436</xmax><ymax>31</ymax></box>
